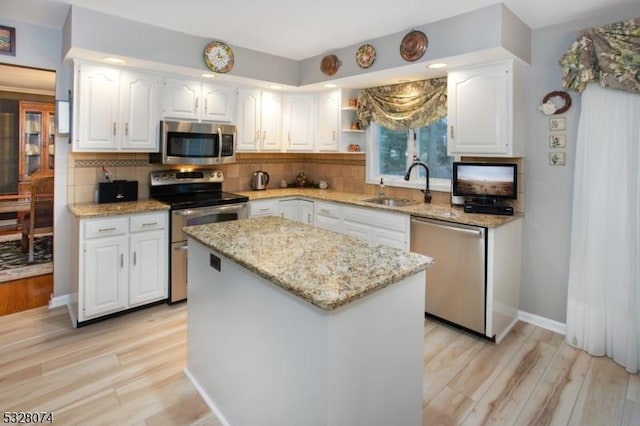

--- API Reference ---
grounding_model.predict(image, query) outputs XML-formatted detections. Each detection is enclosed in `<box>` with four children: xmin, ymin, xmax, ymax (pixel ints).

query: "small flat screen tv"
<box><xmin>452</xmin><ymin>162</ymin><xmax>518</xmax><ymax>201</ymax></box>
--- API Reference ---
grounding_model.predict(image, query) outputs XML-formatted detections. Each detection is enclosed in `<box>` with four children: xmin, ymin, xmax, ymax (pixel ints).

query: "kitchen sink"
<box><xmin>362</xmin><ymin>197</ymin><xmax>421</xmax><ymax>207</ymax></box>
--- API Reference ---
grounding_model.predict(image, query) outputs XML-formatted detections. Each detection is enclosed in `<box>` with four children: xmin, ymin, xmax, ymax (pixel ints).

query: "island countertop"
<box><xmin>184</xmin><ymin>215</ymin><xmax>433</xmax><ymax>311</ymax></box>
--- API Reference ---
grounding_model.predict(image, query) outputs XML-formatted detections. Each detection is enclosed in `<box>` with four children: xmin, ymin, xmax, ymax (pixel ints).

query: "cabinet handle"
<box><xmin>255</xmin><ymin>130</ymin><xmax>260</xmax><ymax>141</ymax></box>
<box><xmin>450</xmin><ymin>125</ymin><xmax>454</xmax><ymax>138</ymax></box>
<box><xmin>288</xmin><ymin>131</ymin><xmax>291</xmax><ymax>142</ymax></box>
<box><xmin>319</xmin><ymin>208</ymin><xmax>330</xmax><ymax>214</ymax></box>
<box><xmin>259</xmin><ymin>207</ymin><xmax>270</xmax><ymax>211</ymax></box>
<box><xmin>262</xmin><ymin>130</ymin><xmax>266</xmax><ymax>141</ymax></box>
<box><xmin>332</xmin><ymin>131</ymin><xmax>336</xmax><ymax>141</ymax></box>
<box><xmin>142</xmin><ymin>222</ymin><xmax>158</xmax><ymax>227</ymax></box>
<box><xmin>98</xmin><ymin>227</ymin><xmax>117</xmax><ymax>232</ymax></box>
<box><xmin>125</xmin><ymin>122</ymin><xmax>129</xmax><ymax>136</ymax></box>
<box><xmin>133</xmin><ymin>251</ymin><xmax>137</xmax><ymax>266</ymax></box>
<box><xmin>120</xmin><ymin>253</ymin><xmax>124</xmax><ymax>268</ymax></box>
<box><xmin>195</xmin><ymin>96</ymin><xmax>199</xmax><ymax>111</ymax></box>
<box><xmin>204</xmin><ymin>99</ymin><xmax>208</xmax><ymax>114</ymax></box>
<box><xmin>307</xmin><ymin>213</ymin><xmax>311</xmax><ymax>223</ymax></box>
<box><xmin>113</xmin><ymin>122</ymin><xmax>117</xmax><ymax>135</ymax></box>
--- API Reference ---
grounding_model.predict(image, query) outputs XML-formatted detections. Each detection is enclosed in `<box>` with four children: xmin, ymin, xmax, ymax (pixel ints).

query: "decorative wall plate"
<box><xmin>400</xmin><ymin>30</ymin><xmax>428</xmax><ymax>62</ymax></box>
<box><xmin>356</xmin><ymin>44</ymin><xmax>376</xmax><ymax>69</ymax></box>
<box><xmin>204</xmin><ymin>41</ymin><xmax>234</xmax><ymax>73</ymax></box>
<box><xmin>320</xmin><ymin>54</ymin><xmax>341</xmax><ymax>76</ymax></box>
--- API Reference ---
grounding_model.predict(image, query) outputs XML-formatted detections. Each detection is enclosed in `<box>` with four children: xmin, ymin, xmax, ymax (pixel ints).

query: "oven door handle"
<box><xmin>174</xmin><ymin>244</ymin><xmax>189</xmax><ymax>251</ymax></box>
<box><xmin>217</xmin><ymin>127</ymin><xmax>223</xmax><ymax>161</ymax></box>
<box><xmin>175</xmin><ymin>203</ymin><xmax>247</xmax><ymax>217</ymax></box>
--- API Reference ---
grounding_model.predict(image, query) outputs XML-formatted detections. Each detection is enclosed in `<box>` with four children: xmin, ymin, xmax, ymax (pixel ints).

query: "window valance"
<box><xmin>356</xmin><ymin>77</ymin><xmax>447</xmax><ymax>131</ymax></box>
<box><xmin>560</xmin><ymin>17</ymin><xmax>640</xmax><ymax>94</ymax></box>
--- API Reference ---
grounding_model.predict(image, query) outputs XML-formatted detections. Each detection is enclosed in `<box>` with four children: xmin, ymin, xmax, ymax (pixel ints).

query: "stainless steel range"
<box><xmin>150</xmin><ymin>169</ymin><xmax>248</xmax><ymax>303</ymax></box>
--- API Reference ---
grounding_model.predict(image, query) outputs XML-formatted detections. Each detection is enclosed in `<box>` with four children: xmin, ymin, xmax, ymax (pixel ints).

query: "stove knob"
<box><xmin>216</xmin><ymin>171</ymin><xmax>222</xmax><ymax>178</ymax></box>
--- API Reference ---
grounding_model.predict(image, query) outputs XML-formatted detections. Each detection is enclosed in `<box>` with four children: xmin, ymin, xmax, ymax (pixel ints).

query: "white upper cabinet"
<box><xmin>317</xmin><ymin>90</ymin><xmax>340</xmax><ymax>151</ymax></box>
<box><xmin>283</xmin><ymin>94</ymin><xmax>317</xmax><ymax>151</ymax></box>
<box><xmin>119</xmin><ymin>71</ymin><xmax>161</xmax><ymax>151</ymax></box>
<box><xmin>236</xmin><ymin>88</ymin><xmax>283</xmax><ymax>151</ymax></box>
<box><xmin>163</xmin><ymin>77</ymin><xmax>235</xmax><ymax>122</ymax></box>
<box><xmin>74</xmin><ymin>63</ymin><xmax>161</xmax><ymax>152</ymax></box>
<box><xmin>447</xmin><ymin>59</ymin><xmax>524</xmax><ymax>157</ymax></box>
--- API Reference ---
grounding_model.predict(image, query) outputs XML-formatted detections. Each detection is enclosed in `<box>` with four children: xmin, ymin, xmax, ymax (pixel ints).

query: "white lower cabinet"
<box><xmin>314</xmin><ymin>201</ymin><xmax>341</xmax><ymax>232</ymax></box>
<box><xmin>342</xmin><ymin>205</ymin><xmax>409</xmax><ymax>250</ymax></box>
<box><xmin>279</xmin><ymin>199</ymin><xmax>314</xmax><ymax>225</ymax></box>
<box><xmin>76</xmin><ymin>211</ymin><xmax>168</xmax><ymax>323</ymax></box>
<box><xmin>249</xmin><ymin>199</ymin><xmax>279</xmax><ymax>217</ymax></box>
<box><xmin>250</xmin><ymin>198</ymin><xmax>409</xmax><ymax>249</ymax></box>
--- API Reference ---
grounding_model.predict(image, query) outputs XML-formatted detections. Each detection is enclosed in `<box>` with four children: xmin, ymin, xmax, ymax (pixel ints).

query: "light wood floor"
<box><xmin>0</xmin><ymin>303</ymin><xmax>638</xmax><ymax>425</ymax></box>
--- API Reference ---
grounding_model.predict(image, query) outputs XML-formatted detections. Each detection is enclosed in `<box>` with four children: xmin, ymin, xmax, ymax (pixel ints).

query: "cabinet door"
<box><xmin>249</xmin><ymin>199</ymin><xmax>278</xmax><ymax>217</ymax></box>
<box><xmin>201</xmin><ymin>83</ymin><xmax>235</xmax><ymax>122</ymax></box>
<box><xmin>119</xmin><ymin>71</ymin><xmax>160</xmax><ymax>151</ymax></box>
<box><xmin>283</xmin><ymin>95</ymin><xmax>316</xmax><ymax>151</ymax></box>
<box><xmin>342</xmin><ymin>219</ymin><xmax>371</xmax><ymax>242</ymax></box>
<box><xmin>279</xmin><ymin>199</ymin><xmax>300</xmax><ymax>221</ymax></box>
<box><xmin>18</xmin><ymin>101</ymin><xmax>55</xmax><ymax>181</ymax></box>
<box><xmin>82</xmin><ymin>235</ymin><xmax>128</xmax><ymax>319</ymax></box>
<box><xmin>260</xmin><ymin>91</ymin><xmax>283</xmax><ymax>151</ymax></box>
<box><xmin>76</xmin><ymin>65</ymin><xmax>119</xmax><ymax>150</ymax></box>
<box><xmin>300</xmin><ymin>200</ymin><xmax>314</xmax><ymax>225</ymax></box>
<box><xmin>447</xmin><ymin>61</ymin><xmax>511</xmax><ymax>156</ymax></box>
<box><xmin>163</xmin><ymin>78</ymin><xmax>200</xmax><ymax>120</ymax></box>
<box><xmin>129</xmin><ymin>229</ymin><xmax>167</xmax><ymax>306</ymax></box>
<box><xmin>314</xmin><ymin>201</ymin><xmax>341</xmax><ymax>232</ymax></box>
<box><xmin>236</xmin><ymin>88</ymin><xmax>261</xmax><ymax>151</ymax></box>
<box><xmin>317</xmin><ymin>90</ymin><xmax>340</xmax><ymax>151</ymax></box>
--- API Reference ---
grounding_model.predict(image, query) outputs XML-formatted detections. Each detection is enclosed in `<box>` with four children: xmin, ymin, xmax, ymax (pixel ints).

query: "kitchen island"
<box><xmin>183</xmin><ymin>216</ymin><xmax>433</xmax><ymax>426</ymax></box>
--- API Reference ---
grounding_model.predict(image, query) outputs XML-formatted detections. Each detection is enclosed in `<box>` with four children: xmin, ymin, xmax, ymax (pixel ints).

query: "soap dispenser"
<box><xmin>378</xmin><ymin>178</ymin><xmax>385</xmax><ymax>198</ymax></box>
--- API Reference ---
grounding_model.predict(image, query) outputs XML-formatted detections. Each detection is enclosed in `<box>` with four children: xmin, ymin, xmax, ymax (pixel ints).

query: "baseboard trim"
<box><xmin>184</xmin><ymin>368</ymin><xmax>230</xmax><ymax>426</ymax></box>
<box><xmin>48</xmin><ymin>294</ymin><xmax>70</xmax><ymax>309</ymax></box>
<box><xmin>518</xmin><ymin>310</ymin><xmax>566</xmax><ymax>336</ymax></box>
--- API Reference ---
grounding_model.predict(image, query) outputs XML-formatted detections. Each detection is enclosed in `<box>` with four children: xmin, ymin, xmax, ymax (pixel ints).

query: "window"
<box><xmin>367</xmin><ymin>117</ymin><xmax>453</xmax><ymax>192</ymax></box>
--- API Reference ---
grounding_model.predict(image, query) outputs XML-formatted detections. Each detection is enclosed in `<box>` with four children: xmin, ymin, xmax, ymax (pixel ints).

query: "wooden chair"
<box><xmin>21</xmin><ymin>170</ymin><xmax>54</xmax><ymax>262</ymax></box>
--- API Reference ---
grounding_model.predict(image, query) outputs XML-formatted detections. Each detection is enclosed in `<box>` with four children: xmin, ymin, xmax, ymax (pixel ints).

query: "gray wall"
<box><xmin>520</xmin><ymin>3</ymin><xmax>640</xmax><ymax>322</ymax></box>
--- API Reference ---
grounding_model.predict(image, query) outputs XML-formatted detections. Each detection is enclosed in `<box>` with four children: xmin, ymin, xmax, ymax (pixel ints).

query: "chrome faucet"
<box><xmin>404</xmin><ymin>161</ymin><xmax>432</xmax><ymax>203</ymax></box>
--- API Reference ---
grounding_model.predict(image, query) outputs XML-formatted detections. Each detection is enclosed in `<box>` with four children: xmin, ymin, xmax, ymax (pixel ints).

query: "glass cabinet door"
<box><xmin>19</xmin><ymin>101</ymin><xmax>55</xmax><ymax>182</ymax></box>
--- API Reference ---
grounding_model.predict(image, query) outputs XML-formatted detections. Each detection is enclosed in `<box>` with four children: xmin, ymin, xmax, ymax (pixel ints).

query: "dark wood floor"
<box><xmin>0</xmin><ymin>273</ymin><xmax>53</xmax><ymax>316</ymax></box>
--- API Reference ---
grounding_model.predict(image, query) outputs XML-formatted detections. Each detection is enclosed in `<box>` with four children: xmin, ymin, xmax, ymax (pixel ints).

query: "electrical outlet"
<box><xmin>210</xmin><ymin>253</ymin><xmax>221</xmax><ymax>271</ymax></box>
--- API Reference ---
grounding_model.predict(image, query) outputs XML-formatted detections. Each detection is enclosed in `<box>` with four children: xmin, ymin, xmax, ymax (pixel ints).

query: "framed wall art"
<box><xmin>549</xmin><ymin>117</ymin><xmax>566</xmax><ymax>131</ymax></box>
<box><xmin>0</xmin><ymin>25</ymin><xmax>16</xmax><ymax>56</ymax></box>
<box><xmin>549</xmin><ymin>152</ymin><xmax>566</xmax><ymax>166</ymax></box>
<box><xmin>549</xmin><ymin>134</ymin><xmax>566</xmax><ymax>148</ymax></box>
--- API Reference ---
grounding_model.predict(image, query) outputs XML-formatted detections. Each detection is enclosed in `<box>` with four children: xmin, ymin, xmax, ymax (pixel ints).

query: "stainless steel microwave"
<box><xmin>149</xmin><ymin>120</ymin><xmax>236</xmax><ymax>165</ymax></box>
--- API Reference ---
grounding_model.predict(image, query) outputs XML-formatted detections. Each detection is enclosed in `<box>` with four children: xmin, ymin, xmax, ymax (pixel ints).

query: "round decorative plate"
<box><xmin>400</xmin><ymin>30</ymin><xmax>428</xmax><ymax>62</ymax></box>
<box><xmin>356</xmin><ymin>44</ymin><xmax>376</xmax><ymax>69</ymax></box>
<box><xmin>320</xmin><ymin>54</ymin><xmax>341</xmax><ymax>76</ymax></box>
<box><xmin>204</xmin><ymin>41</ymin><xmax>234</xmax><ymax>73</ymax></box>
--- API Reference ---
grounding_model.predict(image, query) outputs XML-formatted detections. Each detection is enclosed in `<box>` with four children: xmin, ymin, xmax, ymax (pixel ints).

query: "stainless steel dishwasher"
<box><xmin>410</xmin><ymin>217</ymin><xmax>486</xmax><ymax>335</ymax></box>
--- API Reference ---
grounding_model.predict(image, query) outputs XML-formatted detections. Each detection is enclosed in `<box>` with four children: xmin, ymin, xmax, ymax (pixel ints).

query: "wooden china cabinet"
<box><xmin>18</xmin><ymin>101</ymin><xmax>55</xmax><ymax>196</ymax></box>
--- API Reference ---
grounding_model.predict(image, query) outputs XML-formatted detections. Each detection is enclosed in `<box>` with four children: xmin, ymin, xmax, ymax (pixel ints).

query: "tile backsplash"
<box><xmin>67</xmin><ymin>152</ymin><xmax>524</xmax><ymax>213</ymax></box>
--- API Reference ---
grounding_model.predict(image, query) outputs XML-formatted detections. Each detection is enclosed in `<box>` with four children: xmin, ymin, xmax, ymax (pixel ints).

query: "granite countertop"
<box><xmin>237</xmin><ymin>188</ymin><xmax>522</xmax><ymax>228</ymax></box>
<box><xmin>184</xmin><ymin>216</ymin><xmax>433</xmax><ymax>311</ymax></box>
<box><xmin>67</xmin><ymin>199</ymin><xmax>170</xmax><ymax>218</ymax></box>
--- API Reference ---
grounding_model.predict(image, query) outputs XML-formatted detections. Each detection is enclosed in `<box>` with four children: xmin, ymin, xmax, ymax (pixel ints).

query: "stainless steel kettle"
<box><xmin>250</xmin><ymin>170</ymin><xmax>270</xmax><ymax>190</ymax></box>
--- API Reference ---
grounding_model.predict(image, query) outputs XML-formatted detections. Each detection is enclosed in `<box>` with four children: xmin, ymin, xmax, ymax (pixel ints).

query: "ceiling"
<box><xmin>0</xmin><ymin>0</ymin><xmax>632</xmax><ymax>92</ymax></box>
<box><xmin>1</xmin><ymin>0</ymin><xmax>633</xmax><ymax>61</ymax></box>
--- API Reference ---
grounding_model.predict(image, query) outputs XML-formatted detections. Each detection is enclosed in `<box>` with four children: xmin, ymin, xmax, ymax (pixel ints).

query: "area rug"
<box><xmin>0</xmin><ymin>235</ymin><xmax>53</xmax><ymax>283</ymax></box>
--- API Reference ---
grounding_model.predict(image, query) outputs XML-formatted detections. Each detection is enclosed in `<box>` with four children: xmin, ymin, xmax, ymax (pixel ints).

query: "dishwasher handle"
<box><xmin>411</xmin><ymin>218</ymin><xmax>484</xmax><ymax>237</ymax></box>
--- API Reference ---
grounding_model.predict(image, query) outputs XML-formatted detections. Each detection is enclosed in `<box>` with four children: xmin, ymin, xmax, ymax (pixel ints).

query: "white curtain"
<box><xmin>566</xmin><ymin>83</ymin><xmax>640</xmax><ymax>374</ymax></box>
